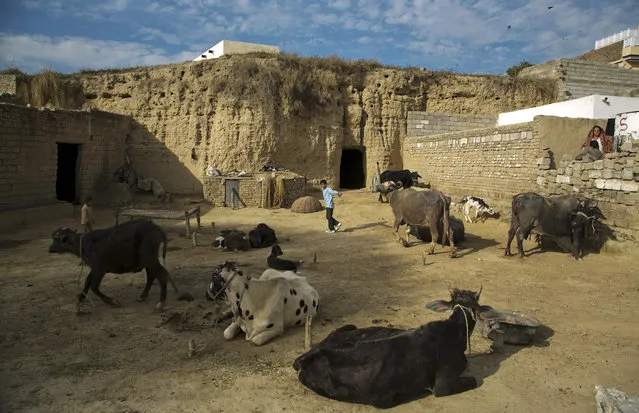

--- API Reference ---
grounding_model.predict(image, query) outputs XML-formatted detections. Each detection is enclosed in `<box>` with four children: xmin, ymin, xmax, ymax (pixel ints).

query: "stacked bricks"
<box><xmin>0</xmin><ymin>103</ymin><xmax>127</xmax><ymax>211</ymax></box>
<box><xmin>403</xmin><ymin>123</ymin><xmax>538</xmax><ymax>201</ymax></box>
<box><xmin>407</xmin><ymin>111</ymin><xmax>497</xmax><ymax>137</ymax></box>
<box><xmin>536</xmin><ymin>142</ymin><xmax>639</xmax><ymax>236</ymax></box>
<box><xmin>203</xmin><ymin>174</ymin><xmax>306</xmax><ymax>208</ymax></box>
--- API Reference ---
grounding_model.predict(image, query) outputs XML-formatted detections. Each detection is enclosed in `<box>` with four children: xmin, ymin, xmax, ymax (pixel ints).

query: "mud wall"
<box><xmin>0</xmin><ymin>104</ymin><xmax>127</xmax><ymax>210</ymax></box>
<box><xmin>203</xmin><ymin>175</ymin><xmax>306</xmax><ymax>208</ymax></box>
<box><xmin>68</xmin><ymin>58</ymin><xmax>553</xmax><ymax>190</ymax></box>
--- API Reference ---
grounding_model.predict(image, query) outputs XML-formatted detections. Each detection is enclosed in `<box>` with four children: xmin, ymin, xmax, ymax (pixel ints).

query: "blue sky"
<box><xmin>0</xmin><ymin>0</ymin><xmax>637</xmax><ymax>75</ymax></box>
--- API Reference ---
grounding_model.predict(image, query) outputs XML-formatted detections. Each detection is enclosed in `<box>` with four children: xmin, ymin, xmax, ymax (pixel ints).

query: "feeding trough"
<box><xmin>478</xmin><ymin>310</ymin><xmax>541</xmax><ymax>346</ymax></box>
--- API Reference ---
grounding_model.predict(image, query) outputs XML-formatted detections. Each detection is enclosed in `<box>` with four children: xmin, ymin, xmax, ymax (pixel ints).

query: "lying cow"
<box><xmin>213</xmin><ymin>261</ymin><xmax>319</xmax><ymax>346</ymax></box>
<box><xmin>212</xmin><ymin>230</ymin><xmax>250</xmax><ymax>251</ymax></box>
<box><xmin>248</xmin><ymin>223</ymin><xmax>277</xmax><ymax>248</ymax></box>
<box><xmin>454</xmin><ymin>196</ymin><xmax>500</xmax><ymax>223</ymax></box>
<box><xmin>48</xmin><ymin>219</ymin><xmax>179</xmax><ymax>312</ymax></box>
<box><xmin>387</xmin><ymin>186</ymin><xmax>457</xmax><ymax>260</ymax></box>
<box><xmin>293</xmin><ymin>288</ymin><xmax>498</xmax><ymax>408</ymax></box>
<box><xmin>505</xmin><ymin>192</ymin><xmax>604</xmax><ymax>259</ymax></box>
<box><xmin>406</xmin><ymin>216</ymin><xmax>465</xmax><ymax>246</ymax></box>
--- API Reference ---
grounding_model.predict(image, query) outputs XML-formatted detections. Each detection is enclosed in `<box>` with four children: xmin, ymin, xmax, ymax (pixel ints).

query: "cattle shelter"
<box><xmin>203</xmin><ymin>172</ymin><xmax>306</xmax><ymax>209</ymax></box>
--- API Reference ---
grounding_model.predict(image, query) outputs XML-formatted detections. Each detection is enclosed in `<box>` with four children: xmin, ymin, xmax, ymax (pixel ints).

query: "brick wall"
<box><xmin>203</xmin><ymin>175</ymin><xmax>306</xmax><ymax>208</ymax></box>
<box><xmin>403</xmin><ymin>123</ymin><xmax>539</xmax><ymax>200</ymax></box>
<box><xmin>406</xmin><ymin>111</ymin><xmax>496</xmax><ymax>137</ymax></box>
<box><xmin>0</xmin><ymin>103</ymin><xmax>129</xmax><ymax>211</ymax></box>
<box><xmin>520</xmin><ymin>59</ymin><xmax>639</xmax><ymax>101</ymax></box>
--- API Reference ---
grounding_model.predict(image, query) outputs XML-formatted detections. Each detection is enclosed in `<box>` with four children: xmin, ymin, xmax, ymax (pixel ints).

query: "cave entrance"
<box><xmin>56</xmin><ymin>142</ymin><xmax>80</xmax><ymax>203</ymax></box>
<box><xmin>339</xmin><ymin>148</ymin><xmax>366</xmax><ymax>189</ymax></box>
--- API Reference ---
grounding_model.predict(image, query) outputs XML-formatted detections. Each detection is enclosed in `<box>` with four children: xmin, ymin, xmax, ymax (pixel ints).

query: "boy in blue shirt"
<box><xmin>320</xmin><ymin>179</ymin><xmax>342</xmax><ymax>233</ymax></box>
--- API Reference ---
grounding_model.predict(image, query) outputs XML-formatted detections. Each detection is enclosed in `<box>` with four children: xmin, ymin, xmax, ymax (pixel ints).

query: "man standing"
<box><xmin>320</xmin><ymin>180</ymin><xmax>342</xmax><ymax>233</ymax></box>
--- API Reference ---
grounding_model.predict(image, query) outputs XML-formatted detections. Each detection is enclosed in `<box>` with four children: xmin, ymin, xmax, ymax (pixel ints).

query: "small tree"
<box><xmin>506</xmin><ymin>60</ymin><xmax>534</xmax><ymax>77</ymax></box>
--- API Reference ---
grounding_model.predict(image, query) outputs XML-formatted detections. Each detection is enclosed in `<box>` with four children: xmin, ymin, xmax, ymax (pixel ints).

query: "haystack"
<box><xmin>291</xmin><ymin>196</ymin><xmax>323</xmax><ymax>213</ymax></box>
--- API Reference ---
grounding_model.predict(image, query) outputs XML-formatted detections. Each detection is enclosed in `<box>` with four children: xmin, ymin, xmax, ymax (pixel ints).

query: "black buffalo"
<box><xmin>248</xmin><ymin>223</ymin><xmax>278</xmax><ymax>248</ymax></box>
<box><xmin>378</xmin><ymin>169</ymin><xmax>422</xmax><ymax>202</ymax></box>
<box><xmin>505</xmin><ymin>192</ymin><xmax>604</xmax><ymax>259</ymax></box>
<box><xmin>48</xmin><ymin>219</ymin><xmax>178</xmax><ymax>313</ymax></box>
<box><xmin>293</xmin><ymin>288</ymin><xmax>498</xmax><ymax>409</ymax></box>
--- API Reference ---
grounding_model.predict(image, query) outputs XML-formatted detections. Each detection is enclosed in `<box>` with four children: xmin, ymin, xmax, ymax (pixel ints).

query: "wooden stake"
<box><xmin>304</xmin><ymin>315</ymin><xmax>313</xmax><ymax>351</ymax></box>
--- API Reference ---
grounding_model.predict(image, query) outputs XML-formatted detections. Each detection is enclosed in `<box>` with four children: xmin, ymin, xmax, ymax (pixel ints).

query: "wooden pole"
<box><xmin>304</xmin><ymin>315</ymin><xmax>313</xmax><ymax>351</ymax></box>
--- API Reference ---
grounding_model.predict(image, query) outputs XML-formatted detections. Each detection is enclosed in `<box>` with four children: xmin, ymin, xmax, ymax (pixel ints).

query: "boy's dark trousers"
<box><xmin>325</xmin><ymin>208</ymin><xmax>339</xmax><ymax>230</ymax></box>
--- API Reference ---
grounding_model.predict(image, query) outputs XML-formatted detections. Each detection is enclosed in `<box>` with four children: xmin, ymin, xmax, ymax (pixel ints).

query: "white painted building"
<box><xmin>498</xmin><ymin>95</ymin><xmax>639</xmax><ymax>126</ymax></box>
<box><xmin>193</xmin><ymin>40</ymin><xmax>279</xmax><ymax>61</ymax></box>
<box><xmin>615</xmin><ymin>111</ymin><xmax>639</xmax><ymax>146</ymax></box>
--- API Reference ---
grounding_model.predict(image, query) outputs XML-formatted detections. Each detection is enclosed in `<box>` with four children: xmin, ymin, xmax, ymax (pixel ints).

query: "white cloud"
<box><xmin>139</xmin><ymin>27</ymin><xmax>183</xmax><ymax>45</ymax></box>
<box><xmin>0</xmin><ymin>33</ymin><xmax>195</xmax><ymax>73</ymax></box>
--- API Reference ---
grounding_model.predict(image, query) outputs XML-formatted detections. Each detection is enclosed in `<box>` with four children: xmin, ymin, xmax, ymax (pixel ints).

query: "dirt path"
<box><xmin>1</xmin><ymin>190</ymin><xmax>638</xmax><ymax>412</ymax></box>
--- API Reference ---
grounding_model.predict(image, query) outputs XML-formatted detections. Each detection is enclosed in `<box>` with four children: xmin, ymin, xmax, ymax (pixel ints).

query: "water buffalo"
<box><xmin>48</xmin><ymin>219</ymin><xmax>178</xmax><ymax>313</ymax></box>
<box><xmin>505</xmin><ymin>192</ymin><xmax>604</xmax><ymax>259</ymax></box>
<box><xmin>387</xmin><ymin>188</ymin><xmax>457</xmax><ymax>260</ymax></box>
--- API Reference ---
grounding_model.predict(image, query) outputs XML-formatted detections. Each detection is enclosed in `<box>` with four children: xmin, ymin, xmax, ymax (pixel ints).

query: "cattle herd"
<box><xmin>46</xmin><ymin>167</ymin><xmax>607</xmax><ymax>408</ymax></box>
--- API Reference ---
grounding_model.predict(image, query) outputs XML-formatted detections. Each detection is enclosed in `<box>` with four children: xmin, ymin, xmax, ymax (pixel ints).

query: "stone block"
<box><xmin>621</xmin><ymin>182</ymin><xmax>639</xmax><ymax>192</ymax></box>
<box><xmin>556</xmin><ymin>175</ymin><xmax>571</xmax><ymax>184</ymax></box>
<box><xmin>581</xmin><ymin>162</ymin><xmax>594</xmax><ymax>170</ymax></box>
<box><xmin>626</xmin><ymin>158</ymin><xmax>635</xmax><ymax>167</ymax></box>
<box><xmin>557</xmin><ymin>168</ymin><xmax>565</xmax><ymax>175</ymax></box>
<box><xmin>603</xmin><ymin>179</ymin><xmax>623</xmax><ymax>190</ymax></box>
<box><xmin>536</xmin><ymin>176</ymin><xmax>546</xmax><ymax>186</ymax></box>
<box><xmin>549</xmin><ymin>170</ymin><xmax>557</xmax><ymax>176</ymax></box>
<box><xmin>602</xmin><ymin>169</ymin><xmax>614</xmax><ymax>179</ymax></box>
<box><xmin>588</xmin><ymin>170</ymin><xmax>603</xmax><ymax>179</ymax></box>
<box><xmin>620</xmin><ymin>141</ymin><xmax>634</xmax><ymax>152</ymax></box>
<box><xmin>565</xmin><ymin>167</ymin><xmax>573</xmax><ymax>176</ymax></box>
<box><xmin>572</xmin><ymin>162</ymin><xmax>582</xmax><ymax>172</ymax></box>
<box><xmin>613</xmin><ymin>171</ymin><xmax>622</xmax><ymax>179</ymax></box>
<box><xmin>561</xmin><ymin>154</ymin><xmax>573</xmax><ymax>161</ymax></box>
<box><xmin>593</xmin><ymin>160</ymin><xmax>604</xmax><ymax>170</ymax></box>
<box><xmin>604</xmin><ymin>152</ymin><xmax>619</xmax><ymax>159</ymax></box>
<box><xmin>603</xmin><ymin>159</ymin><xmax>616</xmax><ymax>169</ymax></box>
<box><xmin>594</xmin><ymin>179</ymin><xmax>605</xmax><ymax>189</ymax></box>
<box><xmin>622</xmin><ymin>168</ymin><xmax>634</xmax><ymax>180</ymax></box>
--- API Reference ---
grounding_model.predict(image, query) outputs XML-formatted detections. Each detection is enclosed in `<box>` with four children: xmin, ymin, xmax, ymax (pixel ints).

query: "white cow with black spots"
<box><xmin>213</xmin><ymin>261</ymin><xmax>320</xmax><ymax>346</ymax></box>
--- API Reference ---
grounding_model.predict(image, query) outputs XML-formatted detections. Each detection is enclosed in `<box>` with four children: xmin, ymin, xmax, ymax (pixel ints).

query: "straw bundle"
<box><xmin>291</xmin><ymin>196</ymin><xmax>323</xmax><ymax>213</ymax></box>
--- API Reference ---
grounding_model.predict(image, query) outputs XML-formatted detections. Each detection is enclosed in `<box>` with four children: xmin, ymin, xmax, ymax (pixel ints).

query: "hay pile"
<box><xmin>291</xmin><ymin>196</ymin><xmax>323</xmax><ymax>213</ymax></box>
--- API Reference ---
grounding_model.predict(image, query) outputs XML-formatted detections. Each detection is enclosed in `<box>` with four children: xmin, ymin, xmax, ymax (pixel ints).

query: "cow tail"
<box><xmin>161</xmin><ymin>230</ymin><xmax>179</xmax><ymax>293</ymax></box>
<box><xmin>441</xmin><ymin>193</ymin><xmax>450</xmax><ymax>247</ymax></box>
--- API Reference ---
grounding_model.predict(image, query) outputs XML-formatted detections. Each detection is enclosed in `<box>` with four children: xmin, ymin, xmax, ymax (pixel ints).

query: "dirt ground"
<box><xmin>1</xmin><ymin>190</ymin><xmax>638</xmax><ymax>413</ymax></box>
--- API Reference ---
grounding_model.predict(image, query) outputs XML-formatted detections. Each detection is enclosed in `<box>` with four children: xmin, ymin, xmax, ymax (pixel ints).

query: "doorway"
<box><xmin>56</xmin><ymin>143</ymin><xmax>80</xmax><ymax>203</ymax></box>
<box><xmin>339</xmin><ymin>148</ymin><xmax>365</xmax><ymax>189</ymax></box>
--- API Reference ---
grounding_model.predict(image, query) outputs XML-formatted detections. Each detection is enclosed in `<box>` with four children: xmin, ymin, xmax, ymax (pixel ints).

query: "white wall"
<box><xmin>498</xmin><ymin>95</ymin><xmax>639</xmax><ymax>126</ymax></box>
<box><xmin>615</xmin><ymin>111</ymin><xmax>639</xmax><ymax>143</ymax></box>
<box><xmin>193</xmin><ymin>40</ymin><xmax>279</xmax><ymax>61</ymax></box>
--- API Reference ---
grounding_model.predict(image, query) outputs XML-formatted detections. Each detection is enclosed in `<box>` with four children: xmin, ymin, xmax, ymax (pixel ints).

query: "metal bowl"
<box><xmin>478</xmin><ymin>310</ymin><xmax>541</xmax><ymax>346</ymax></box>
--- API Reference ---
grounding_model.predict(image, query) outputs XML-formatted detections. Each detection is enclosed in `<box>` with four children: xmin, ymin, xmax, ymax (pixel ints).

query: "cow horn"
<box><xmin>477</xmin><ymin>285</ymin><xmax>483</xmax><ymax>301</ymax></box>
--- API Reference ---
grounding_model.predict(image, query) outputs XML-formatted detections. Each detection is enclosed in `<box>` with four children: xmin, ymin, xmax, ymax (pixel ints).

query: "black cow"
<box><xmin>248</xmin><ymin>223</ymin><xmax>278</xmax><ymax>248</ymax></box>
<box><xmin>212</xmin><ymin>230</ymin><xmax>250</xmax><ymax>251</ymax></box>
<box><xmin>505</xmin><ymin>192</ymin><xmax>604</xmax><ymax>259</ymax></box>
<box><xmin>378</xmin><ymin>168</ymin><xmax>422</xmax><ymax>202</ymax></box>
<box><xmin>48</xmin><ymin>219</ymin><xmax>178</xmax><ymax>313</ymax></box>
<box><xmin>293</xmin><ymin>288</ymin><xmax>498</xmax><ymax>409</ymax></box>
<box><xmin>267</xmin><ymin>244</ymin><xmax>302</xmax><ymax>272</ymax></box>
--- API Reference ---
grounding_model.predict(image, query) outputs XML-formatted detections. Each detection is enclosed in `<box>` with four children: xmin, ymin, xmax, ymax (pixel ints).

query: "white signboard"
<box><xmin>614</xmin><ymin>111</ymin><xmax>639</xmax><ymax>150</ymax></box>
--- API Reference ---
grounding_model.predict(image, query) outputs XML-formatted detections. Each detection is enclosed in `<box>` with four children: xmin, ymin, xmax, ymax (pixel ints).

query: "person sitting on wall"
<box><xmin>582</xmin><ymin>125</ymin><xmax>614</xmax><ymax>154</ymax></box>
<box><xmin>575</xmin><ymin>140</ymin><xmax>604</xmax><ymax>161</ymax></box>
